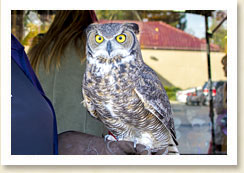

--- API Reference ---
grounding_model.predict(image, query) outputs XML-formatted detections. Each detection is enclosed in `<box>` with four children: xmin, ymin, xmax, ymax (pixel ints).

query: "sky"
<box><xmin>184</xmin><ymin>12</ymin><xmax>227</xmax><ymax>39</ymax></box>
<box><xmin>184</xmin><ymin>13</ymin><xmax>206</xmax><ymax>39</ymax></box>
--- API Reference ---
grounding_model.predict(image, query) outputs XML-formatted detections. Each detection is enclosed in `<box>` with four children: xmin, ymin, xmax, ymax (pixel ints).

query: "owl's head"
<box><xmin>85</xmin><ymin>23</ymin><xmax>139</xmax><ymax>60</ymax></box>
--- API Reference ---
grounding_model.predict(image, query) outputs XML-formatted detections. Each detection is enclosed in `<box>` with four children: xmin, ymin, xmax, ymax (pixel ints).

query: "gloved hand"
<box><xmin>58</xmin><ymin>131</ymin><xmax>167</xmax><ymax>155</ymax></box>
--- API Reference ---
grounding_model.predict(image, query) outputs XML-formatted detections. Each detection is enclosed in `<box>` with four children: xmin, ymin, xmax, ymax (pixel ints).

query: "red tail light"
<box><xmin>203</xmin><ymin>88</ymin><xmax>216</xmax><ymax>96</ymax></box>
<box><xmin>203</xmin><ymin>89</ymin><xmax>208</xmax><ymax>93</ymax></box>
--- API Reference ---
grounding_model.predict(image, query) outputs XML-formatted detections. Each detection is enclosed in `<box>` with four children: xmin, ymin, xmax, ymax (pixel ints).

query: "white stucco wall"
<box><xmin>141</xmin><ymin>49</ymin><xmax>226</xmax><ymax>89</ymax></box>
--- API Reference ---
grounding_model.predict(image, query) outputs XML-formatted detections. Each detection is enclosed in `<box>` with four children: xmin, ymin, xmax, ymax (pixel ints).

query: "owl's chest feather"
<box><xmin>84</xmin><ymin>61</ymin><xmax>140</xmax><ymax>115</ymax></box>
<box><xmin>87</xmin><ymin>60</ymin><xmax>138</xmax><ymax>90</ymax></box>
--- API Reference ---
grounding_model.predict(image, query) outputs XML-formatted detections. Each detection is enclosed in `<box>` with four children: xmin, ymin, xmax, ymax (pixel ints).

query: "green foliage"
<box><xmin>137</xmin><ymin>10</ymin><xmax>186</xmax><ymax>30</ymax></box>
<box><xmin>164</xmin><ymin>86</ymin><xmax>181</xmax><ymax>101</ymax></box>
<box><xmin>21</xmin><ymin>23</ymin><xmax>39</xmax><ymax>46</ymax></box>
<box><xmin>95</xmin><ymin>10</ymin><xmax>187</xmax><ymax>30</ymax></box>
<box><xmin>210</xmin><ymin>11</ymin><xmax>227</xmax><ymax>51</ymax></box>
<box><xmin>210</xmin><ymin>23</ymin><xmax>227</xmax><ymax>51</ymax></box>
<box><xmin>19</xmin><ymin>11</ymin><xmax>54</xmax><ymax>48</ymax></box>
<box><xmin>96</xmin><ymin>10</ymin><xmax>139</xmax><ymax>21</ymax></box>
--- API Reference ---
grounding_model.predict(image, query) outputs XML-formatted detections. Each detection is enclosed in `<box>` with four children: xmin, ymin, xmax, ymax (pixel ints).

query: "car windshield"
<box><xmin>214</xmin><ymin>81</ymin><xmax>225</xmax><ymax>89</ymax></box>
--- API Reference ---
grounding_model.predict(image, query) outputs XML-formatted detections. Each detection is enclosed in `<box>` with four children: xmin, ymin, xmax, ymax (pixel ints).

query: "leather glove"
<box><xmin>58</xmin><ymin>131</ymin><xmax>167</xmax><ymax>155</ymax></box>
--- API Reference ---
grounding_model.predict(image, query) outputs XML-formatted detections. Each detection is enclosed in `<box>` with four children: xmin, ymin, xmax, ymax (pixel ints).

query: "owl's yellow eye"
<box><xmin>116</xmin><ymin>34</ymin><xmax>126</xmax><ymax>43</ymax></box>
<box><xmin>95</xmin><ymin>35</ymin><xmax>104</xmax><ymax>43</ymax></box>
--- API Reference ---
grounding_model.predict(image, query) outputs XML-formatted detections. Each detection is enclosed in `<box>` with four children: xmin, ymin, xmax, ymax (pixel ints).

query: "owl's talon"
<box><xmin>162</xmin><ymin>147</ymin><xmax>169</xmax><ymax>155</ymax></box>
<box><xmin>133</xmin><ymin>139</ymin><xmax>137</xmax><ymax>148</ymax></box>
<box><xmin>104</xmin><ymin>135</ymin><xmax>109</xmax><ymax>142</ymax></box>
<box><xmin>106</xmin><ymin>140</ymin><xmax>115</xmax><ymax>154</ymax></box>
<box><xmin>104</xmin><ymin>134</ymin><xmax>116</xmax><ymax>142</ymax></box>
<box><xmin>143</xmin><ymin>146</ymin><xmax>151</xmax><ymax>155</ymax></box>
<box><xmin>116</xmin><ymin>134</ymin><xmax>124</xmax><ymax>141</ymax></box>
<box><xmin>80</xmin><ymin>100</ymin><xmax>86</xmax><ymax>107</ymax></box>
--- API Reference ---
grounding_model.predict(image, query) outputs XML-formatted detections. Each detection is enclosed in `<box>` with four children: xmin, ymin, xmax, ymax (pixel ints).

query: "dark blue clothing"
<box><xmin>11</xmin><ymin>34</ymin><xmax>58</xmax><ymax>155</ymax></box>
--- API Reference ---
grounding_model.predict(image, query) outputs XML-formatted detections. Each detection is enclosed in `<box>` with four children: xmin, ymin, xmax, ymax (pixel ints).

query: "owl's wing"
<box><xmin>82</xmin><ymin>74</ymin><xmax>99</xmax><ymax>119</ymax></box>
<box><xmin>134</xmin><ymin>65</ymin><xmax>177</xmax><ymax>145</ymax></box>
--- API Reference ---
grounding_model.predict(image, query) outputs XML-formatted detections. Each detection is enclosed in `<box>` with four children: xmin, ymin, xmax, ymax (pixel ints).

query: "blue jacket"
<box><xmin>11</xmin><ymin>34</ymin><xmax>58</xmax><ymax>155</ymax></box>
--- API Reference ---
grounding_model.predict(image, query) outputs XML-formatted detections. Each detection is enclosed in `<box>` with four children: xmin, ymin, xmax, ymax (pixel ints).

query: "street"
<box><xmin>171</xmin><ymin>102</ymin><xmax>211</xmax><ymax>154</ymax></box>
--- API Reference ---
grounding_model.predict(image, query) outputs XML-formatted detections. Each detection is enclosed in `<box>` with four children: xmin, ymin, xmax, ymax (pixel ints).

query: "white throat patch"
<box><xmin>87</xmin><ymin>54</ymin><xmax>134</xmax><ymax>76</ymax></box>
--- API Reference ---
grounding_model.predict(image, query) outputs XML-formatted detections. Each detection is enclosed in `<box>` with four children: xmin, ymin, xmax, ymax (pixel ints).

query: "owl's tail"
<box><xmin>167</xmin><ymin>136</ymin><xmax>180</xmax><ymax>155</ymax></box>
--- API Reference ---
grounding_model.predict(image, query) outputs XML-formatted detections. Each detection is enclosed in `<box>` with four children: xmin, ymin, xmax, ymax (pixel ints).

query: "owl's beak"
<box><xmin>106</xmin><ymin>41</ymin><xmax>112</xmax><ymax>56</ymax></box>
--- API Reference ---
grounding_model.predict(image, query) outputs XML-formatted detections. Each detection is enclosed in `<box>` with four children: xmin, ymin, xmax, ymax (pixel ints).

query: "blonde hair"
<box><xmin>28</xmin><ymin>10</ymin><xmax>94</xmax><ymax>73</ymax></box>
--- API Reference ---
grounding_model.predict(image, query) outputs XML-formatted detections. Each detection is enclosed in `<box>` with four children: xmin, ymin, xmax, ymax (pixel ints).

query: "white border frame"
<box><xmin>1</xmin><ymin>0</ymin><xmax>237</xmax><ymax>165</ymax></box>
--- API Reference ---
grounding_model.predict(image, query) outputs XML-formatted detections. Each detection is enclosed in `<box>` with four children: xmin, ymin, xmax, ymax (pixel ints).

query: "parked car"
<box><xmin>176</xmin><ymin>88</ymin><xmax>196</xmax><ymax>103</ymax></box>
<box><xmin>186</xmin><ymin>87</ymin><xmax>205</xmax><ymax>106</ymax></box>
<box><xmin>202</xmin><ymin>80</ymin><xmax>226</xmax><ymax>105</ymax></box>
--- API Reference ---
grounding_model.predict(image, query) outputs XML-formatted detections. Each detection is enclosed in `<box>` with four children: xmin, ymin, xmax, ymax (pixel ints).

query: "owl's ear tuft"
<box><xmin>85</xmin><ymin>23</ymin><xmax>97</xmax><ymax>36</ymax></box>
<box><xmin>124</xmin><ymin>23</ymin><xmax>139</xmax><ymax>34</ymax></box>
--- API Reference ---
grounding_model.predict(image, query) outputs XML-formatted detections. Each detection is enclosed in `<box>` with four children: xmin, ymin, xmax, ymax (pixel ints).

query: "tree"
<box><xmin>96</xmin><ymin>10</ymin><xmax>139</xmax><ymax>21</ymax></box>
<box><xmin>11</xmin><ymin>10</ymin><xmax>24</xmax><ymax>41</ymax></box>
<box><xmin>210</xmin><ymin>10</ymin><xmax>227</xmax><ymax>51</ymax></box>
<box><xmin>95</xmin><ymin>10</ymin><xmax>187</xmax><ymax>30</ymax></box>
<box><xmin>11</xmin><ymin>10</ymin><xmax>54</xmax><ymax>48</ymax></box>
<box><xmin>137</xmin><ymin>10</ymin><xmax>186</xmax><ymax>30</ymax></box>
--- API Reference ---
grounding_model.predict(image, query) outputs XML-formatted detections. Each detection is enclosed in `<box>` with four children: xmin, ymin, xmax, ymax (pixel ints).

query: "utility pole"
<box><xmin>205</xmin><ymin>14</ymin><xmax>215</xmax><ymax>154</ymax></box>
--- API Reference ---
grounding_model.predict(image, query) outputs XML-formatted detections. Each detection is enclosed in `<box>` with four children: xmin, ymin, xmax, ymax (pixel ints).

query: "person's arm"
<box><xmin>214</xmin><ymin>84</ymin><xmax>226</xmax><ymax>115</ymax></box>
<box><xmin>58</xmin><ymin>131</ymin><xmax>168</xmax><ymax>155</ymax></box>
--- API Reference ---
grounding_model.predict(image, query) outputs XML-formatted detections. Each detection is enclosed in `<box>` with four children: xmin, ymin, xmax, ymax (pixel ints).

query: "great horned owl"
<box><xmin>82</xmin><ymin>23</ymin><xmax>179</xmax><ymax>154</ymax></box>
